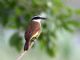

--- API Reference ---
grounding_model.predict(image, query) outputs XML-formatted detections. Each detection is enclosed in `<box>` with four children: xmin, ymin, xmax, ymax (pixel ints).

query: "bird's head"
<box><xmin>31</xmin><ymin>16</ymin><xmax>47</xmax><ymax>22</ymax></box>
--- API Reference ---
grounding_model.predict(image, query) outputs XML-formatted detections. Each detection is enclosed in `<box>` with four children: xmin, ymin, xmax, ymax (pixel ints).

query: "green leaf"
<box><xmin>75</xmin><ymin>9</ymin><xmax>80</xmax><ymax>15</ymax></box>
<box><xmin>9</xmin><ymin>32</ymin><xmax>23</xmax><ymax>52</ymax></box>
<box><xmin>47</xmin><ymin>48</ymin><xmax>55</xmax><ymax>56</ymax></box>
<box><xmin>52</xmin><ymin>0</ymin><xmax>63</xmax><ymax>7</ymax></box>
<box><xmin>62</xmin><ymin>23</ymin><xmax>74</xmax><ymax>32</ymax></box>
<box><xmin>66</xmin><ymin>21</ymin><xmax>80</xmax><ymax>28</ymax></box>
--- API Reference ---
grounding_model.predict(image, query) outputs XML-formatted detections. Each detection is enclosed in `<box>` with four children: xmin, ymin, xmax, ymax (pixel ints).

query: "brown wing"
<box><xmin>25</xmin><ymin>21</ymin><xmax>41</xmax><ymax>41</ymax></box>
<box><xmin>24</xmin><ymin>21</ymin><xmax>41</xmax><ymax>50</ymax></box>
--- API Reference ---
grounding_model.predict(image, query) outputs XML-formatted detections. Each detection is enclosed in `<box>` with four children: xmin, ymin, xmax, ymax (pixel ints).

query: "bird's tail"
<box><xmin>24</xmin><ymin>42</ymin><xmax>29</xmax><ymax>51</ymax></box>
<box><xmin>16</xmin><ymin>41</ymin><xmax>34</xmax><ymax>60</ymax></box>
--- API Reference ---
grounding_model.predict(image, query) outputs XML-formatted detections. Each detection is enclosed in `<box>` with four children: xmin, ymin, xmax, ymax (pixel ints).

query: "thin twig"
<box><xmin>16</xmin><ymin>51</ymin><xmax>27</xmax><ymax>60</ymax></box>
<box><xmin>16</xmin><ymin>42</ymin><xmax>34</xmax><ymax>60</ymax></box>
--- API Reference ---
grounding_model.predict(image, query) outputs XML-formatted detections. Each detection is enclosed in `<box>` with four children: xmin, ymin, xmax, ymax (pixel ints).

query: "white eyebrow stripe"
<box><xmin>32</xmin><ymin>19</ymin><xmax>41</xmax><ymax>23</ymax></box>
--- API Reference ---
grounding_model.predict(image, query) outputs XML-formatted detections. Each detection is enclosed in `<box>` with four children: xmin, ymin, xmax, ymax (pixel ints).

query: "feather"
<box><xmin>24</xmin><ymin>21</ymin><xmax>41</xmax><ymax>50</ymax></box>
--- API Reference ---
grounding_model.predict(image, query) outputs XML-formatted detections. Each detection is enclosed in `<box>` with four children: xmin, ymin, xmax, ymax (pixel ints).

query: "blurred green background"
<box><xmin>0</xmin><ymin>0</ymin><xmax>80</xmax><ymax>60</ymax></box>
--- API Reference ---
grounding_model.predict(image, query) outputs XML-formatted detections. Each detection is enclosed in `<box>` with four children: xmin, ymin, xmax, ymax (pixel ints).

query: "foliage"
<box><xmin>0</xmin><ymin>0</ymin><xmax>80</xmax><ymax>57</ymax></box>
<box><xmin>9</xmin><ymin>32</ymin><xmax>23</xmax><ymax>51</ymax></box>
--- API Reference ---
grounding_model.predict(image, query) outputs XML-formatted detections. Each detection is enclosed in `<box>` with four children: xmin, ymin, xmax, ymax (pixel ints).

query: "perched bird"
<box><xmin>24</xmin><ymin>16</ymin><xmax>46</xmax><ymax>51</ymax></box>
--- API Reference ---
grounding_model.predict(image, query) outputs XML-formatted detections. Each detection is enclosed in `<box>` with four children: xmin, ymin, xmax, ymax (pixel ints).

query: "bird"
<box><xmin>16</xmin><ymin>16</ymin><xmax>46</xmax><ymax>60</ymax></box>
<box><xmin>24</xmin><ymin>16</ymin><xmax>46</xmax><ymax>51</ymax></box>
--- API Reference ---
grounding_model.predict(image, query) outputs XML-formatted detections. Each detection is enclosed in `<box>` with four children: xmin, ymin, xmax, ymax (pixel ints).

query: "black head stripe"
<box><xmin>32</xmin><ymin>16</ymin><xmax>46</xmax><ymax>20</ymax></box>
<box><xmin>32</xmin><ymin>16</ymin><xmax>41</xmax><ymax>20</ymax></box>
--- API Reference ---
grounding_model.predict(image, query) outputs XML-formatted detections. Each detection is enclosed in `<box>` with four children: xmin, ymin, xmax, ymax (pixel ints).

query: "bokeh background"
<box><xmin>0</xmin><ymin>0</ymin><xmax>80</xmax><ymax>60</ymax></box>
